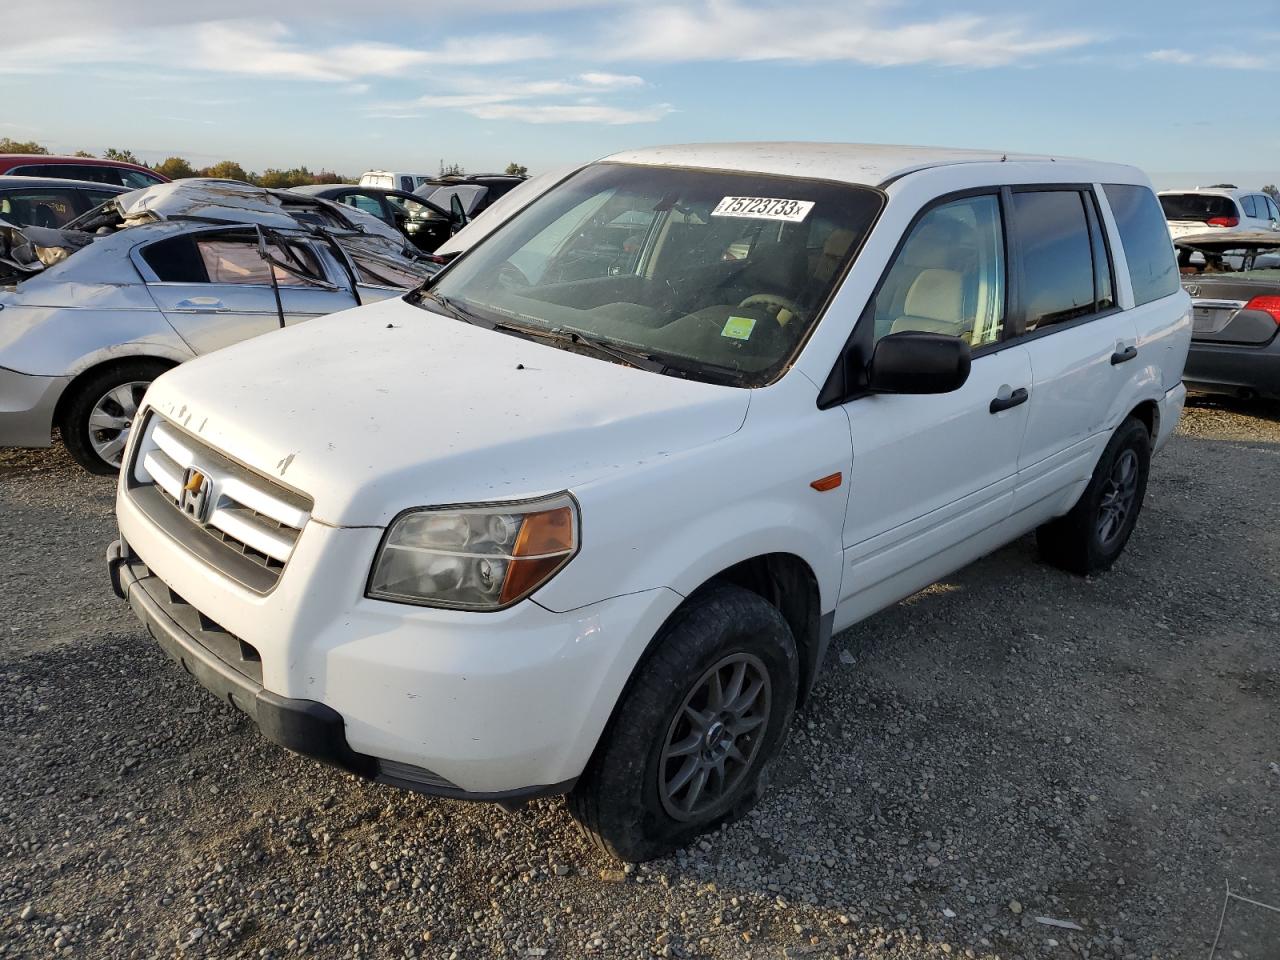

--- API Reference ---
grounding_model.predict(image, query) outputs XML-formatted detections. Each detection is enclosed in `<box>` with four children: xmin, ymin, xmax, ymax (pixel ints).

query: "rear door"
<box><xmin>137</xmin><ymin>230</ymin><xmax>357</xmax><ymax>354</ymax></box>
<box><xmin>1007</xmin><ymin>186</ymin><xmax>1138</xmax><ymax>515</ymax></box>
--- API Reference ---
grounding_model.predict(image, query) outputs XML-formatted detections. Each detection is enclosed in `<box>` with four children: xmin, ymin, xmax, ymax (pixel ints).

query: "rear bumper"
<box><xmin>0</xmin><ymin>367</ymin><xmax>66</xmax><ymax>448</ymax></box>
<box><xmin>1185</xmin><ymin>337</ymin><xmax>1280</xmax><ymax>400</ymax></box>
<box><xmin>108</xmin><ymin>538</ymin><xmax>575</xmax><ymax>807</ymax></box>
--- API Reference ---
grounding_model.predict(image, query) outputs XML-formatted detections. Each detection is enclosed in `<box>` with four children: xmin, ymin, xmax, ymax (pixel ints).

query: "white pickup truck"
<box><xmin>109</xmin><ymin>142</ymin><xmax>1190</xmax><ymax>861</ymax></box>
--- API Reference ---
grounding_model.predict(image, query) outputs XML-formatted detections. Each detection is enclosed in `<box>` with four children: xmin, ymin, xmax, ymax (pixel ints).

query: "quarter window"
<box><xmin>1010</xmin><ymin>190</ymin><xmax>1097</xmax><ymax>331</ymax></box>
<box><xmin>1103</xmin><ymin>184</ymin><xmax>1180</xmax><ymax>306</ymax></box>
<box><xmin>870</xmin><ymin>194</ymin><xmax>1006</xmax><ymax>347</ymax></box>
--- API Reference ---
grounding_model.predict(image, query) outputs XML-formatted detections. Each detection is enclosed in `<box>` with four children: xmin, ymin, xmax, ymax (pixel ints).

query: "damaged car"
<box><xmin>1177</xmin><ymin>232</ymin><xmax>1280</xmax><ymax>401</ymax></box>
<box><xmin>1</xmin><ymin>179</ymin><xmax>440</xmax><ymax>474</ymax></box>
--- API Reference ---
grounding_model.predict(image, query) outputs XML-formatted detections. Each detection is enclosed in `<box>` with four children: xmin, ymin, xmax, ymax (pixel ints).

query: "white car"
<box><xmin>1160</xmin><ymin>186</ymin><xmax>1280</xmax><ymax>240</ymax></box>
<box><xmin>109</xmin><ymin>143</ymin><xmax>1191</xmax><ymax>861</ymax></box>
<box><xmin>358</xmin><ymin>170</ymin><xmax>436</xmax><ymax>193</ymax></box>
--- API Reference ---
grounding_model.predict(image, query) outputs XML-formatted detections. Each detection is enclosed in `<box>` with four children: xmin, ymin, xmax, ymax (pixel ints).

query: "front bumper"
<box><xmin>0</xmin><ymin>366</ymin><xmax>67</xmax><ymax>448</ymax></box>
<box><xmin>108</xmin><ymin>538</ymin><xmax>582</xmax><ymax>806</ymax></box>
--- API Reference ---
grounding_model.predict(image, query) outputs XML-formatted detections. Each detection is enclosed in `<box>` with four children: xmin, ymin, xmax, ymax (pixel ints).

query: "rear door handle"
<box><xmin>174</xmin><ymin>297</ymin><xmax>227</xmax><ymax>312</ymax></box>
<box><xmin>989</xmin><ymin>387</ymin><xmax>1029</xmax><ymax>414</ymax></box>
<box><xmin>1111</xmin><ymin>345</ymin><xmax>1138</xmax><ymax>365</ymax></box>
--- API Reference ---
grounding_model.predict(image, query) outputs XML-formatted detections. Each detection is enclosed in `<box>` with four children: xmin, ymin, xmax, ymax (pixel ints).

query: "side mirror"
<box><xmin>449</xmin><ymin>194</ymin><xmax>468</xmax><ymax>227</ymax></box>
<box><xmin>867</xmin><ymin>332</ymin><xmax>972</xmax><ymax>395</ymax></box>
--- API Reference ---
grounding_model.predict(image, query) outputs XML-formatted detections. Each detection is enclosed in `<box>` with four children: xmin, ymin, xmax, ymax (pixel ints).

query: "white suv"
<box><xmin>1160</xmin><ymin>186</ymin><xmax>1280</xmax><ymax>239</ymax></box>
<box><xmin>109</xmin><ymin>143</ymin><xmax>1191</xmax><ymax>861</ymax></box>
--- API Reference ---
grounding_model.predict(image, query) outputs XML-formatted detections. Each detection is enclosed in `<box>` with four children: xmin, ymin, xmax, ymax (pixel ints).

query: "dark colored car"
<box><xmin>413</xmin><ymin>174</ymin><xmax>526</xmax><ymax>220</ymax></box>
<box><xmin>0</xmin><ymin>176</ymin><xmax>129</xmax><ymax>229</ymax></box>
<box><xmin>0</xmin><ymin>155</ymin><xmax>168</xmax><ymax>189</ymax></box>
<box><xmin>1176</xmin><ymin>233</ymin><xmax>1280</xmax><ymax>400</ymax></box>
<box><xmin>289</xmin><ymin>184</ymin><xmax>459</xmax><ymax>252</ymax></box>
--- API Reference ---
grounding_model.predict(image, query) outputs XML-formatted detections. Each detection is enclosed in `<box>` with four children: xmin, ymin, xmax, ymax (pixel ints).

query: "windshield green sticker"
<box><xmin>722</xmin><ymin>315</ymin><xmax>757</xmax><ymax>340</ymax></box>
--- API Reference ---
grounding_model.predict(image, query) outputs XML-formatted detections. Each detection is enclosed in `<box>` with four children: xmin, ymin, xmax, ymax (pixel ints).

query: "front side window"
<box><xmin>1011</xmin><ymin>190</ymin><xmax>1098</xmax><ymax>331</ymax></box>
<box><xmin>0</xmin><ymin>188</ymin><xmax>81</xmax><ymax>227</ymax></box>
<box><xmin>869</xmin><ymin>194</ymin><xmax>1006</xmax><ymax>348</ymax></box>
<box><xmin>120</xmin><ymin>169</ymin><xmax>163</xmax><ymax>188</ymax></box>
<box><xmin>419</xmin><ymin>163</ymin><xmax>884</xmax><ymax>386</ymax></box>
<box><xmin>340</xmin><ymin>192</ymin><xmax>388</xmax><ymax>221</ymax></box>
<box><xmin>1266</xmin><ymin>196</ymin><xmax>1280</xmax><ymax>221</ymax></box>
<box><xmin>1103</xmin><ymin>184</ymin><xmax>1179</xmax><ymax>306</ymax></box>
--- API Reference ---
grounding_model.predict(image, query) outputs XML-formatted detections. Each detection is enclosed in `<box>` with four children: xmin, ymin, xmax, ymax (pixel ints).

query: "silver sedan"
<box><xmin>0</xmin><ymin>180</ymin><xmax>438</xmax><ymax>473</ymax></box>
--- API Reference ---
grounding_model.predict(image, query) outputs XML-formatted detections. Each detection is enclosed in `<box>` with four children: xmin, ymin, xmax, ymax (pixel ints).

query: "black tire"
<box><xmin>59</xmin><ymin>360</ymin><xmax>170</xmax><ymax>475</ymax></box>
<box><xmin>567</xmin><ymin>583</ymin><xmax>799</xmax><ymax>862</ymax></box>
<box><xmin>1036</xmin><ymin>416</ymin><xmax>1151</xmax><ymax>576</ymax></box>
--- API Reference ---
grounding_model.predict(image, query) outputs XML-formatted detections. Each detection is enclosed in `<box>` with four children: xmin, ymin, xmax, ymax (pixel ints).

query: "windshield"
<box><xmin>419</xmin><ymin>163</ymin><xmax>884</xmax><ymax>386</ymax></box>
<box><xmin>1160</xmin><ymin>193</ymin><xmax>1237</xmax><ymax>222</ymax></box>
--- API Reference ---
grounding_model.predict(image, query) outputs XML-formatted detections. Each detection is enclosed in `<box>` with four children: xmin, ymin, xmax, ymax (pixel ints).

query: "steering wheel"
<box><xmin>738</xmin><ymin>293</ymin><xmax>805</xmax><ymax>321</ymax></box>
<box><xmin>496</xmin><ymin>261</ymin><xmax>531</xmax><ymax>288</ymax></box>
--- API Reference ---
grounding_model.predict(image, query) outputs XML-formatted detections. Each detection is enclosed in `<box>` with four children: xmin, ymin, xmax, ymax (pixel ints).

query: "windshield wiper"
<box><xmin>416</xmin><ymin>289</ymin><xmax>494</xmax><ymax>328</ymax></box>
<box><xmin>500</xmin><ymin>324</ymin><xmax>667</xmax><ymax>373</ymax></box>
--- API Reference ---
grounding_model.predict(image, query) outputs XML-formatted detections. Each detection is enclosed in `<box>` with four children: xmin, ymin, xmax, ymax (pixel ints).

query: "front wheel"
<box><xmin>60</xmin><ymin>360</ymin><xmax>170</xmax><ymax>475</ymax></box>
<box><xmin>567</xmin><ymin>583</ymin><xmax>798</xmax><ymax>862</ymax></box>
<box><xmin>1036</xmin><ymin>416</ymin><xmax>1151</xmax><ymax>575</ymax></box>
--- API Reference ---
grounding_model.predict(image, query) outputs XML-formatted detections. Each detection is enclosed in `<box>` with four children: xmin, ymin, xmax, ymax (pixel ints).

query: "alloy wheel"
<box><xmin>87</xmin><ymin>381</ymin><xmax>149</xmax><ymax>468</ymax></box>
<box><xmin>1097</xmin><ymin>448</ymin><xmax>1139</xmax><ymax>546</ymax></box>
<box><xmin>658</xmin><ymin>652</ymin><xmax>772</xmax><ymax>822</ymax></box>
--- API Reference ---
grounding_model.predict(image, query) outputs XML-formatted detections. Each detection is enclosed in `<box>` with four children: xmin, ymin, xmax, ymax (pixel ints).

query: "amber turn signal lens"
<box><xmin>810</xmin><ymin>472</ymin><xmax>842</xmax><ymax>492</ymax></box>
<box><xmin>512</xmin><ymin>505</ymin><xmax>575</xmax><ymax>556</ymax></box>
<box><xmin>500</xmin><ymin>505</ymin><xmax>577</xmax><ymax>604</ymax></box>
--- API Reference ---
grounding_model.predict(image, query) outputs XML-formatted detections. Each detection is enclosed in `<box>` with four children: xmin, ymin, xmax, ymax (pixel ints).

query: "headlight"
<box><xmin>367</xmin><ymin>493</ymin><xmax>579</xmax><ymax>610</ymax></box>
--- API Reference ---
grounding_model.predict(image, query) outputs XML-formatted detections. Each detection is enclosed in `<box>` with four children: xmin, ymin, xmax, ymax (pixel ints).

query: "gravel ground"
<box><xmin>1</xmin><ymin>401</ymin><xmax>1277</xmax><ymax>960</ymax></box>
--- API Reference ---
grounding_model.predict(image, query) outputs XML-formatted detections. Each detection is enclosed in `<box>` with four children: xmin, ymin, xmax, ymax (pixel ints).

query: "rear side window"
<box><xmin>1242</xmin><ymin>195</ymin><xmax>1258</xmax><ymax>218</ymax></box>
<box><xmin>142</xmin><ymin>233</ymin><xmax>322</xmax><ymax>285</ymax></box>
<box><xmin>399</xmin><ymin>176</ymin><xmax>413</xmax><ymax>192</ymax></box>
<box><xmin>1104</xmin><ymin>184</ymin><xmax>1180</xmax><ymax>306</ymax></box>
<box><xmin>1010</xmin><ymin>190</ymin><xmax>1099</xmax><ymax>331</ymax></box>
<box><xmin>0</xmin><ymin>188</ymin><xmax>81</xmax><ymax>227</ymax></box>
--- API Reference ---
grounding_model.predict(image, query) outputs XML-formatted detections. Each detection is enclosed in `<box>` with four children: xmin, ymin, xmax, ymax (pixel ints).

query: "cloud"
<box><xmin>467</xmin><ymin>102</ymin><xmax>673</xmax><ymax>124</ymax></box>
<box><xmin>0</xmin><ymin>19</ymin><xmax>552</xmax><ymax>80</ymax></box>
<box><xmin>1145</xmin><ymin>48</ymin><xmax>1274</xmax><ymax>70</ymax></box>
<box><xmin>372</xmin><ymin>71</ymin><xmax>668</xmax><ymax>125</ymax></box>
<box><xmin>602</xmin><ymin>0</ymin><xmax>1094</xmax><ymax>67</ymax></box>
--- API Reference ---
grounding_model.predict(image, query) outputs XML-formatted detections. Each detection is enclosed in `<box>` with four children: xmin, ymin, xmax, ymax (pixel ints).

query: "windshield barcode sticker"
<box><xmin>711</xmin><ymin>197</ymin><xmax>815</xmax><ymax>222</ymax></box>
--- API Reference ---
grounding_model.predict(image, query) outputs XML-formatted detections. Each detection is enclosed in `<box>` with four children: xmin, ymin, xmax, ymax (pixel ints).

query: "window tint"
<box><xmin>1242</xmin><ymin>195</ymin><xmax>1258</xmax><ymax>218</ymax></box>
<box><xmin>1267</xmin><ymin>197</ymin><xmax>1280</xmax><ymax>221</ymax></box>
<box><xmin>1011</xmin><ymin>191</ymin><xmax>1096</xmax><ymax>331</ymax></box>
<box><xmin>1084</xmin><ymin>192</ymin><xmax>1115</xmax><ymax>312</ymax></box>
<box><xmin>1103</xmin><ymin>184</ymin><xmax>1180</xmax><ymax>306</ymax></box>
<box><xmin>0</xmin><ymin>188</ymin><xmax>81</xmax><ymax>227</ymax></box>
<box><xmin>870</xmin><ymin>194</ymin><xmax>1006</xmax><ymax>347</ymax></box>
<box><xmin>1158</xmin><ymin>193</ymin><xmax>1237</xmax><ymax>222</ymax></box>
<box><xmin>400</xmin><ymin>176</ymin><xmax>414</xmax><ymax>193</ymax></box>
<box><xmin>82</xmin><ymin>189</ymin><xmax>122</xmax><ymax>208</ymax></box>
<box><xmin>141</xmin><ymin>235</ymin><xmax>208</xmax><ymax>282</ymax></box>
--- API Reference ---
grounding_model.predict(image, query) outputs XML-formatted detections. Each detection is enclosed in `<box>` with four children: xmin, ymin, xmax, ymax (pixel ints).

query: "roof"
<box><xmin>1158</xmin><ymin>187</ymin><xmax>1243</xmax><ymax>197</ymax></box>
<box><xmin>0</xmin><ymin>154</ymin><xmax>159</xmax><ymax>174</ymax></box>
<box><xmin>0</xmin><ymin>174</ymin><xmax>129</xmax><ymax>191</ymax></box>
<box><xmin>600</xmin><ymin>142</ymin><xmax>1106</xmax><ymax>187</ymax></box>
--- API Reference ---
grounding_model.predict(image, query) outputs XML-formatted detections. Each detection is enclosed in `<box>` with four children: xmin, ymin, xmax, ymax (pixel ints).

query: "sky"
<box><xmin>2</xmin><ymin>0</ymin><xmax>1278</xmax><ymax>189</ymax></box>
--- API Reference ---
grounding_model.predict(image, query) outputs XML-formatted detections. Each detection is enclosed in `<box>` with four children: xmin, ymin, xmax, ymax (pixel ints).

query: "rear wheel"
<box><xmin>60</xmin><ymin>360</ymin><xmax>170</xmax><ymax>475</ymax></box>
<box><xmin>567</xmin><ymin>583</ymin><xmax>798</xmax><ymax>862</ymax></box>
<box><xmin>1036</xmin><ymin>416</ymin><xmax>1151</xmax><ymax>575</ymax></box>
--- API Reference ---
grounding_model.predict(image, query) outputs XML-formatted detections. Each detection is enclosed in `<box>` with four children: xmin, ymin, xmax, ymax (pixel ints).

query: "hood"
<box><xmin>143</xmin><ymin>297</ymin><xmax>750</xmax><ymax>527</ymax></box>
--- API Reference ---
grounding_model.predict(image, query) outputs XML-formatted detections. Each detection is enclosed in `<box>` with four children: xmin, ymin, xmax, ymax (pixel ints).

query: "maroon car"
<box><xmin>0</xmin><ymin>155</ymin><xmax>168</xmax><ymax>189</ymax></box>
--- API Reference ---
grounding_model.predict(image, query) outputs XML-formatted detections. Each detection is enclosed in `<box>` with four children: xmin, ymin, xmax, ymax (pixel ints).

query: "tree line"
<box><xmin>1</xmin><ymin>139</ymin><xmax>528</xmax><ymax>188</ymax></box>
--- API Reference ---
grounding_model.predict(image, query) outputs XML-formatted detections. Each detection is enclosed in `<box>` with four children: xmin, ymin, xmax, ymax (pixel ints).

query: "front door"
<box><xmin>837</xmin><ymin>192</ymin><xmax>1031</xmax><ymax>624</ymax></box>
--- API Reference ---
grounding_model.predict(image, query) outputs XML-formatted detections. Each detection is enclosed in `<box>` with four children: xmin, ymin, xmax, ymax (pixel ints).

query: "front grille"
<box><xmin>127</xmin><ymin>414</ymin><xmax>313</xmax><ymax>592</ymax></box>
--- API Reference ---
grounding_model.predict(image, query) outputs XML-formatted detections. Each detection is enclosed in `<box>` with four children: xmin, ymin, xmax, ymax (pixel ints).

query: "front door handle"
<box><xmin>989</xmin><ymin>386</ymin><xmax>1029</xmax><ymax>414</ymax></box>
<box><xmin>1111</xmin><ymin>345</ymin><xmax>1138</xmax><ymax>365</ymax></box>
<box><xmin>174</xmin><ymin>297</ymin><xmax>227</xmax><ymax>312</ymax></box>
